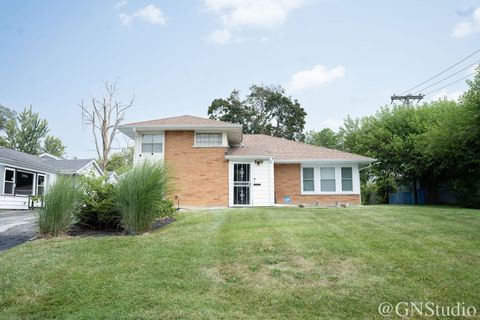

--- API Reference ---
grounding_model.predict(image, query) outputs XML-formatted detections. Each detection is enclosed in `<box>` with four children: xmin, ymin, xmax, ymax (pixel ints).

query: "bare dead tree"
<box><xmin>80</xmin><ymin>81</ymin><xmax>133</xmax><ymax>170</ymax></box>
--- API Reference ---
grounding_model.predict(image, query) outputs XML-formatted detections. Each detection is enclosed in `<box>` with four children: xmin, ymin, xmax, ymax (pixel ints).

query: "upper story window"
<box><xmin>341</xmin><ymin>167</ymin><xmax>353</xmax><ymax>191</ymax></box>
<box><xmin>195</xmin><ymin>133</ymin><xmax>223</xmax><ymax>147</ymax></box>
<box><xmin>142</xmin><ymin>134</ymin><xmax>163</xmax><ymax>153</ymax></box>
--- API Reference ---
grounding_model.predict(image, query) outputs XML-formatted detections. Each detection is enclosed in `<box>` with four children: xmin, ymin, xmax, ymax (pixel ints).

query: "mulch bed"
<box><xmin>65</xmin><ymin>216</ymin><xmax>176</xmax><ymax>238</ymax></box>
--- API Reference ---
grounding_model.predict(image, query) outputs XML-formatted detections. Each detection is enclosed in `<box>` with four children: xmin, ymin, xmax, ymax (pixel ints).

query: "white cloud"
<box><xmin>204</xmin><ymin>0</ymin><xmax>303</xmax><ymax>44</ymax></box>
<box><xmin>286</xmin><ymin>65</ymin><xmax>346</xmax><ymax>92</ymax></box>
<box><xmin>134</xmin><ymin>4</ymin><xmax>167</xmax><ymax>25</ymax></box>
<box><xmin>119</xmin><ymin>4</ymin><xmax>167</xmax><ymax>27</ymax></box>
<box><xmin>453</xmin><ymin>6</ymin><xmax>480</xmax><ymax>38</ymax></box>
<box><xmin>114</xmin><ymin>0</ymin><xmax>127</xmax><ymax>9</ymax></box>
<box><xmin>430</xmin><ymin>90</ymin><xmax>464</xmax><ymax>101</ymax></box>
<box><xmin>207</xmin><ymin>29</ymin><xmax>232</xmax><ymax>44</ymax></box>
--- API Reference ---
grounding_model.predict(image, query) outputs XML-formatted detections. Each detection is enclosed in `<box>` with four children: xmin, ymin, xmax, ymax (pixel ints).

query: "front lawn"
<box><xmin>0</xmin><ymin>206</ymin><xmax>479</xmax><ymax>319</ymax></box>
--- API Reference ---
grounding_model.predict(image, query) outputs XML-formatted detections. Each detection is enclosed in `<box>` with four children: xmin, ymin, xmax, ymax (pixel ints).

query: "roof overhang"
<box><xmin>118</xmin><ymin>124</ymin><xmax>243</xmax><ymax>145</ymax></box>
<box><xmin>0</xmin><ymin>158</ymin><xmax>57</xmax><ymax>174</ymax></box>
<box><xmin>225</xmin><ymin>156</ymin><xmax>375</xmax><ymax>168</ymax></box>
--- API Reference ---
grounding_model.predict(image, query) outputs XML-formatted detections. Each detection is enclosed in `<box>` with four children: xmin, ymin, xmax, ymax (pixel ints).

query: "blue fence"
<box><xmin>389</xmin><ymin>188</ymin><xmax>426</xmax><ymax>205</ymax></box>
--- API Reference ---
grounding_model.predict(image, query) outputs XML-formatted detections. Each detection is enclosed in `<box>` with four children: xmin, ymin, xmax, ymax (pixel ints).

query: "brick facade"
<box><xmin>164</xmin><ymin>131</ymin><xmax>229</xmax><ymax>206</ymax></box>
<box><xmin>274</xmin><ymin>163</ymin><xmax>361</xmax><ymax>206</ymax></box>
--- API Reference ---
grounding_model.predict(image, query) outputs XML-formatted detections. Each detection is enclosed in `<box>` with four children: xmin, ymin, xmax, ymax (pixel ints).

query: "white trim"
<box><xmin>225</xmin><ymin>155</ymin><xmax>272</xmax><ymax>160</ymax></box>
<box><xmin>134</xmin><ymin>131</ymin><xmax>165</xmax><ymax>163</ymax></box>
<box><xmin>270</xmin><ymin>157</ymin><xmax>275</xmax><ymax>205</ymax></box>
<box><xmin>36</xmin><ymin>173</ymin><xmax>46</xmax><ymax>196</ymax></box>
<box><xmin>300</xmin><ymin>164</ymin><xmax>360</xmax><ymax>195</ymax></box>
<box><xmin>12</xmin><ymin>168</ymin><xmax>36</xmax><ymax>196</ymax></box>
<box><xmin>3</xmin><ymin>167</ymin><xmax>15</xmax><ymax>195</ymax></box>
<box><xmin>38</xmin><ymin>153</ymin><xmax>63</xmax><ymax>160</ymax></box>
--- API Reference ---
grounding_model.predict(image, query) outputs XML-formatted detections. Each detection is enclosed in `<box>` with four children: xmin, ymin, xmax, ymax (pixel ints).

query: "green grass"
<box><xmin>1</xmin><ymin>206</ymin><xmax>479</xmax><ymax>319</ymax></box>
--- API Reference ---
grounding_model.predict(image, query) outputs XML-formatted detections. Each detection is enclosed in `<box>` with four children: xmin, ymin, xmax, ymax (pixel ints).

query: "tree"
<box><xmin>80</xmin><ymin>81</ymin><xmax>133</xmax><ymax>170</ymax></box>
<box><xmin>5</xmin><ymin>106</ymin><xmax>49</xmax><ymax>154</ymax></box>
<box><xmin>208</xmin><ymin>85</ymin><xmax>307</xmax><ymax>141</ymax></box>
<box><xmin>0</xmin><ymin>104</ymin><xmax>15</xmax><ymax>131</ymax></box>
<box><xmin>43</xmin><ymin>135</ymin><xmax>66</xmax><ymax>157</ymax></box>
<box><xmin>305</xmin><ymin>128</ymin><xmax>340</xmax><ymax>149</ymax></box>
<box><xmin>104</xmin><ymin>147</ymin><xmax>134</xmax><ymax>175</ymax></box>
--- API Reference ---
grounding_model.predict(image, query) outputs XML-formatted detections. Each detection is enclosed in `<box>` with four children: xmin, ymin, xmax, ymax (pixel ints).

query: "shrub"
<box><xmin>158</xmin><ymin>199</ymin><xmax>176</xmax><ymax>217</ymax></box>
<box><xmin>39</xmin><ymin>176</ymin><xmax>80</xmax><ymax>236</ymax></box>
<box><xmin>76</xmin><ymin>175</ymin><xmax>122</xmax><ymax>230</ymax></box>
<box><xmin>116</xmin><ymin>161</ymin><xmax>171</xmax><ymax>234</ymax></box>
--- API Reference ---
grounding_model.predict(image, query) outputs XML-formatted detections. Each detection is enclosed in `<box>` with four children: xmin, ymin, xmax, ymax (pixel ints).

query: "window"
<box><xmin>37</xmin><ymin>174</ymin><xmax>46</xmax><ymax>196</ymax></box>
<box><xmin>4</xmin><ymin>168</ymin><xmax>15</xmax><ymax>195</ymax></box>
<box><xmin>15</xmin><ymin>170</ymin><xmax>34</xmax><ymax>196</ymax></box>
<box><xmin>320</xmin><ymin>167</ymin><xmax>336</xmax><ymax>192</ymax></box>
<box><xmin>341</xmin><ymin>167</ymin><xmax>353</xmax><ymax>191</ymax></box>
<box><xmin>142</xmin><ymin>134</ymin><xmax>163</xmax><ymax>153</ymax></box>
<box><xmin>195</xmin><ymin>133</ymin><xmax>223</xmax><ymax>146</ymax></box>
<box><xmin>302</xmin><ymin>167</ymin><xmax>315</xmax><ymax>192</ymax></box>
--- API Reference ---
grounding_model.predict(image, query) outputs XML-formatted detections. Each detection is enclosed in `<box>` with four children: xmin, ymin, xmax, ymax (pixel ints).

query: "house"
<box><xmin>0</xmin><ymin>147</ymin><xmax>103</xmax><ymax>209</ymax></box>
<box><xmin>118</xmin><ymin>115</ymin><xmax>374</xmax><ymax>207</ymax></box>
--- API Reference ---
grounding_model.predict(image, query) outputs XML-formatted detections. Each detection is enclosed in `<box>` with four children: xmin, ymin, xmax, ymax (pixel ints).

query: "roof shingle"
<box><xmin>122</xmin><ymin>115</ymin><xmax>242</xmax><ymax>128</ymax></box>
<box><xmin>227</xmin><ymin>134</ymin><xmax>374</xmax><ymax>162</ymax></box>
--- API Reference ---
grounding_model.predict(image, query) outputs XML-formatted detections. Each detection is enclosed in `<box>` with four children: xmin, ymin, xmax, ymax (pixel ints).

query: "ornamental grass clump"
<box><xmin>116</xmin><ymin>161</ymin><xmax>170</xmax><ymax>234</ymax></box>
<box><xmin>39</xmin><ymin>176</ymin><xmax>81</xmax><ymax>236</ymax></box>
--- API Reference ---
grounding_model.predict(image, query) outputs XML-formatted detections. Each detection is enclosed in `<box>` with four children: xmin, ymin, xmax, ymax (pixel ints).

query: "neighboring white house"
<box><xmin>0</xmin><ymin>148</ymin><xmax>103</xmax><ymax>210</ymax></box>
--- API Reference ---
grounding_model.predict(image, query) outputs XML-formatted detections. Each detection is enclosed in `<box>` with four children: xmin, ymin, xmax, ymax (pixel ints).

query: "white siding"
<box><xmin>0</xmin><ymin>195</ymin><xmax>28</xmax><ymax>210</ymax></box>
<box><xmin>134</xmin><ymin>132</ymin><xmax>164</xmax><ymax>164</ymax></box>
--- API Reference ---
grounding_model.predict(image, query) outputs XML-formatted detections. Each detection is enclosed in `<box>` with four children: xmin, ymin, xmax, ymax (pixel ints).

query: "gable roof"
<box><xmin>226</xmin><ymin>134</ymin><xmax>374</xmax><ymax>163</ymax></box>
<box><xmin>118</xmin><ymin>115</ymin><xmax>243</xmax><ymax>144</ymax></box>
<box><xmin>38</xmin><ymin>153</ymin><xmax>63</xmax><ymax>160</ymax></box>
<box><xmin>43</xmin><ymin>159</ymin><xmax>101</xmax><ymax>175</ymax></box>
<box><xmin>0</xmin><ymin>147</ymin><xmax>103</xmax><ymax>175</ymax></box>
<box><xmin>122</xmin><ymin>115</ymin><xmax>242</xmax><ymax>128</ymax></box>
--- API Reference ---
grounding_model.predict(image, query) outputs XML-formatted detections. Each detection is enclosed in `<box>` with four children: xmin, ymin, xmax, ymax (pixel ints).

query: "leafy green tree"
<box><xmin>208</xmin><ymin>85</ymin><xmax>307</xmax><ymax>141</ymax></box>
<box><xmin>0</xmin><ymin>105</ymin><xmax>16</xmax><ymax>146</ymax></box>
<box><xmin>5</xmin><ymin>106</ymin><xmax>49</xmax><ymax>154</ymax></box>
<box><xmin>305</xmin><ymin>128</ymin><xmax>340</xmax><ymax>149</ymax></box>
<box><xmin>104</xmin><ymin>147</ymin><xmax>134</xmax><ymax>175</ymax></box>
<box><xmin>424</xmin><ymin>68</ymin><xmax>480</xmax><ymax>207</ymax></box>
<box><xmin>4</xmin><ymin>106</ymin><xmax>66</xmax><ymax>156</ymax></box>
<box><xmin>43</xmin><ymin>135</ymin><xmax>66</xmax><ymax>157</ymax></box>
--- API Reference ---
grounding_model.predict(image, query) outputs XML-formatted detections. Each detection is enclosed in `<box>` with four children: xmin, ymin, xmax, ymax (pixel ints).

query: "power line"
<box><xmin>400</xmin><ymin>48</ymin><xmax>480</xmax><ymax>95</ymax></box>
<box><xmin>424</xmin><ymin>72</ymin><xmax>476</xmax><ymax>96</ymax></box>
<box><xmin>416</xmin><ymin>59</ymin><xmax>480</xmax><ymax>93</ymax></box>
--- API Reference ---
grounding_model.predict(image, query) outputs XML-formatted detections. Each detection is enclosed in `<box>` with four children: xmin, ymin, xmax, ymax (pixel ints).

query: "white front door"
<box><xmin>251</xmin><ymin>160</ymin><xmax>272</xmax><ymax>206</ymax></box>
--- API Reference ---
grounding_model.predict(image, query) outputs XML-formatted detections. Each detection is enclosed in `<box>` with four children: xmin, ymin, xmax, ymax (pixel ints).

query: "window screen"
<box><xmin>302</xmin><ymin>167</ymin><xmax>314</xmax><ymax>192</ymax></box>
<box><xmin>142</xmin><ymin>134</ymin><xmax>163</xmax><ymax>153</ymax></box>
<box><xmin>196</xmin><ymin>133</ymin><xmax>223</xmax><ymax>146</ymax></box>
<box><xmin>341</xmin><ymin>167</ymin><xmax>353</xmax><ymax>191</ymax></box>
<box><xmin>320</xmin><ymin>167</ymin><xmax>336</xmax><ymax>192</ymax></box>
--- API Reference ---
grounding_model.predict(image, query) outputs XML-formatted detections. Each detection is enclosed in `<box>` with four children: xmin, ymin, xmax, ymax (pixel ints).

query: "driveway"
<box><xmin>0</xmin><ymin>210</ymin><xmax>38</xmax><ymax>252</ymax></box>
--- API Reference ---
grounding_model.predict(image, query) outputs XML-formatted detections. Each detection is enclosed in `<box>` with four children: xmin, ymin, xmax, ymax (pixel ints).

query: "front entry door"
<box><xmin>233</xmin><ymin>163</ymin><xmax>251</xmax><ymax>205</ymax></box>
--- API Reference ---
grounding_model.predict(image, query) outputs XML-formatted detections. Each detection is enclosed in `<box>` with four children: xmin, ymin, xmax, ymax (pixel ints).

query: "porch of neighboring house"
<box><xmin>0</xmin><ymin>167</ymin><xmax>48</xmax><ymax>210</ymax></box>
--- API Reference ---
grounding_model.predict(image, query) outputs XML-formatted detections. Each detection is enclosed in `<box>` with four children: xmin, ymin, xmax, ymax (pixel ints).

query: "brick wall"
<box><xmin>164</xmin><ymin>131</ymin><xmax>229</xmax><ymax>206</ymax></box>
<box><xmin>274</xmin><ymin>163</ymin><xmax>361</xmax><ymax>205</ymax></box>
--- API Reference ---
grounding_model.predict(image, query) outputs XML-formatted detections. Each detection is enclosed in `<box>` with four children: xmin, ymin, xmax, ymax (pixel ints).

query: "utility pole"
<box><xmin>390</xmin><ymin>94</ymin><xmax>424</xmax><ymax>105</ymax></box>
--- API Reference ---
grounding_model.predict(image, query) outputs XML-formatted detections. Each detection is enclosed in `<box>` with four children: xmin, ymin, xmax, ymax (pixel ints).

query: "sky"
<box><xmin>1</xmin><ymin>0</ymin><xmax>480</xmax><ymax>159</ymax></box>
